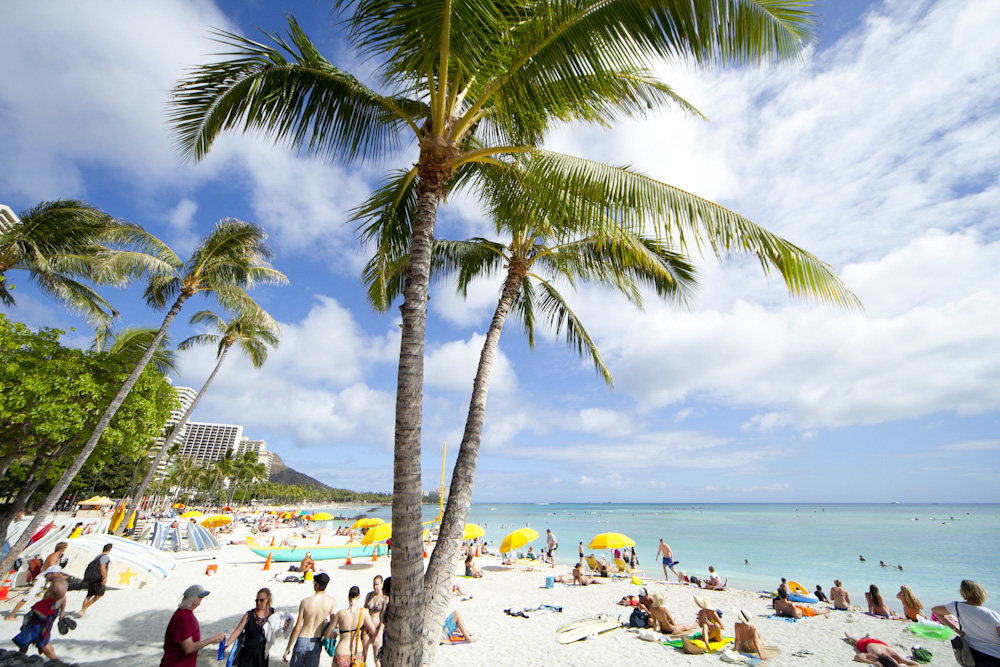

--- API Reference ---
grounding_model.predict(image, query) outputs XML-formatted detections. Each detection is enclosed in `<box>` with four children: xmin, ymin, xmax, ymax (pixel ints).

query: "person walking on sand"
<box><xmin>284</xmin><ymin>572</ymin><xmax>336</xmax><ymax>666</ymax></box>
<box><xmin>160</xmin><ymin>585</ymin><xmax>226</xmax><ymax>667</ymax></box>
<box><xmin>545</xmin><ymin>530</ymin><xmax>557</xmax><ymax>568</ymax></box>
<box><xmin>79</xmin><ymin>543</ymin><xmax>112</xmax><ymax>617</ymax></box>
<box><xmin>12</xmin><ymin>575</ymin><xmax>68</xmax><ymax>660</ymax></box>
<box><xmin>656</xmin><ymin>539</ymin><xmax>679</xmax><ymax>581</ymax></box>
<box><xmin>7</xmin><ymin>542</ymin><xmax>70</xmax><ymax>621</ymax></box>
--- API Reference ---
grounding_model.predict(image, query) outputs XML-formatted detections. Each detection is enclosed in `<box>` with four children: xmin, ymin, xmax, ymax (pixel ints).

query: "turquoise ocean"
<box><xmin>355</xmin><ymin>503</ymin><xmax>1000</xmax><ymax>607</ymax></box>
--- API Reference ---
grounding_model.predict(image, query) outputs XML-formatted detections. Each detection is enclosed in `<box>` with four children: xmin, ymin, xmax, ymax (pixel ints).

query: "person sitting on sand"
<box><xmin>701</xmin><ymin>566</ymin><xmax>725</xmax><ymax>590</ymax></box>
<box><xmin>846</xmin><ymin>633</ymin><xmax>920</xmax><ymax>666</ymax></box>
<box><xmin>896</xmin><ymin>586</ymin><xmax>922</xmax><ymax>622</ymax></box>
<box><xmin>464</xmin><ymin>554</ymin><xmax>482</xmax><ymax>578</ymax></box>
<box><xmin>815</xmin><ymin>585</ymin><xmax>829</xmax><ymax>602</ymax></box>
<box><xmin>526</xmin><ymin>546</ymin><xmax>536</xmax><ymax>560</ymax></box>
<box><xmin>299</xmin><ymin>551</ymin><xmax>316</xmax><ymax>574</ymax></box>
<box><xmin>866</xmin><ymin>585</ymin><xmax>894</xmax><ymax>617</ymax></box>
<box><xmin>733</xmin><ymin>608</ymin><xmax>766</xmax><ymax>658</ymax></box>
<box><xmin>572</xmin><ymin>563</ymin><xmax>601</xmax><ymax>585</ymax></box>
<box><xmin>641</xmin><ymin>593</ymin><xmax>697</xmax><ymax>635</ymax></box>
<box><xmin>774</xmin><ymin>588</ymin><xmax>803</xmax><ymax>618</ymax></box>
<box><xmin>694</xmin><ymin>595</ymin><xmax>724</xmax><ymax>643</ymax></box>
<box><xmin>832</xmin><ymin>580</ymin><xmax>860</xmax><ymax>611</ymax></box>
<box><xmin>441</xmin><ymin>610</ymin><xmax>475</xmax><ymax>644</ymax></box>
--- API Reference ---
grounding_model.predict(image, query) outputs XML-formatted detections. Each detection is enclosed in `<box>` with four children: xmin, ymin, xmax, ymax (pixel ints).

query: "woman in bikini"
<box><xmin>733</xmin><ymin>609</ymin><xmax>766</xmax><ymax>657</ymax></box>
<box><xmin>327</xmin><ymin>586</ymin><xmax>376</xmax><ymax>667</ymax></box>
<box><xmin>866</xmin><ymin>584</ymin><xmax>894</xmax><ymax>617</ymax></box>
<box><xmin>363</xmin><ymin>576</ymin><xmax>388</xmax><ymax>661</ymax></box>
<box><xmin>896</xmin><ymin>586</ymin><xmax>923</xmax><ymax>621</ymax></box>
<box><xmin>832</xmin><ymin>580</ymin><xmax>860</xmax><ymax>611</ymax></box>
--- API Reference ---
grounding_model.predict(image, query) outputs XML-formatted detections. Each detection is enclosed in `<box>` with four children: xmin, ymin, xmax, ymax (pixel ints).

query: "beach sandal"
<box><xmin>57</xmin><ymin>617</ymin><xmax>77</xmax><ymax>635</ymax></box>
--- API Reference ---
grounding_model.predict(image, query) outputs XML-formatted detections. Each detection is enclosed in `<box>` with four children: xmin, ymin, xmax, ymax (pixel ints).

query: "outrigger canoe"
<box><xmin>246</xmin><ymin>536</ymin><xmax>387</xmax><ymax>562</ymax></box>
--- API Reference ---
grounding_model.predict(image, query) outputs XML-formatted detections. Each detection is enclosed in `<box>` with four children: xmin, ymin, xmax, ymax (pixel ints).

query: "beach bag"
<box><xmin>952</xmin><ymin>606</ymin><xmax>975</xmax><ymax>667</ymax></box>
<box><xmin>911</xmin><ymin>647</ymin><xmax>933</xmax><ymax>664</ymax></box>
<box><xmin>629</xmin><ymin>608</ymin><xmax>649</xmax><ymax>628</ymax></box>
<box><xmin>350</xmin><ymin>612</ymin><xmax>365</xmax><ymax>667</ymax></box>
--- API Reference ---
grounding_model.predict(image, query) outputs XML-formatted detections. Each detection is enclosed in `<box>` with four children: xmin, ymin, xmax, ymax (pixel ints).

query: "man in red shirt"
<box><xmin>161</xmin><ymin>585</ymin><xmax>226</xmax><ymax>667</ymax></box>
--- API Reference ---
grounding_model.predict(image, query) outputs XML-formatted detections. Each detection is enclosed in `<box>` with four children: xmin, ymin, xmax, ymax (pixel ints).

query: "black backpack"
<box><xmin>83</xmin><ymin>556</ymin><xmax>104</xmax><ymax>583</ymax></box>
<box><xmin>629</xmin><ymin>607</ymin><xmax>650</xmax><ymax>628</ymax></box>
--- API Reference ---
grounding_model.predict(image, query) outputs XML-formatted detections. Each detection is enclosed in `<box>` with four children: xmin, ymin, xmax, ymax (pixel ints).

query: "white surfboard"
<box><xmin>558</xmin><ymin>619</ymin><xmax>622</xmax><ymax>644</ymax></box>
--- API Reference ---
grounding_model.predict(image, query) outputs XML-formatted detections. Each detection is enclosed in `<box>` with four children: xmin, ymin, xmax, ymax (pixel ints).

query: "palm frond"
<box><xmin>533</xmin><ymin>278</ymin><xmax>613</xmax><ymax>386</ymax></box>
<box><xmin>526</xmin><ymin>151</ymin><xmax>860</xmax><ymax>309</ymax></box>
<box><xmin>168</xmin><ymin>15</ymin><xmax>421</xmax><ymax>163</ymax></box>
<box><xmin>99</xmin><ymin>326</ymin><xmax>177</xmax><ymax>376</ymax></box>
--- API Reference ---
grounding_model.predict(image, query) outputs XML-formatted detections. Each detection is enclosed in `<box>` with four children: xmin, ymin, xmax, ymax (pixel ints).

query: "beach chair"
<box><xmin>615</xmin><ymin>557</ymin><xmax>644</xmax><ymax>577</ymax></box>
<box><xmin>585</xmin><ymin>555</ymin><xmax>602</xmax><ymax>576</ymax></box>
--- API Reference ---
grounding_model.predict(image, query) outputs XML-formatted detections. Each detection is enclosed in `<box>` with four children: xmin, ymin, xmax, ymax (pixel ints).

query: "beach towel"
<box><xmin>662</xmin><ymin>633</ymin><xmax>734</xmax><ymax>652</ymax></box>
<box><xmin>766</xmin><ymin>614</ymin><xmax>798</xmax><ymax>623</ymax></box>
<box><xmin>504</xmin><ymin>604</ymin><xmax>563</xmax><ymax>618</ymax></box>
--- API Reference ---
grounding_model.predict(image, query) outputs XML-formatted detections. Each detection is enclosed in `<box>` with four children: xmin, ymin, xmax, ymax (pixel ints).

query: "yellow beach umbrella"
<box><xmin>180</xmin><ymin>510</ymin><xmax>203</xmax><ymax>518</ymax></box>
<box><xmin>361</xmin><ymin>522</ymin><xmax>392</xmax><ymax>546</ymax></box>
<box><xmin>311</xmin><ymin>512</ymin><xmax>334</xmax><ymax>521</ymax></box>
<box><xmin>588</xmin><ymin>532</ymin><xmax>635</xmax><ymax>550</ymax></box>
<box><xmin>362</xmin><ymin>517</ymin><xmax>385</xmax><ymax>528</ymax></box>
<box><xmin>464</xmin><ymin>523</ymin><xmax>485</xmax><ymax>540</ymax></box>
<box><xmin>201</xmin><ymin>515</ymin><xmax>232</xmax><ymax>529</ymax></box>
<box><xmin>500</xmin><ymin>528</ymin><xmax>538</xmax><ymax>553</ymax></box>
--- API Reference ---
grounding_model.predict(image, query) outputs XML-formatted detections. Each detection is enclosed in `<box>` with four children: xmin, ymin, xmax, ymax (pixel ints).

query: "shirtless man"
<box><xmin>846</xmin><ymin>633</ymin><xmax>920</xmax><ymax>666</ymax></box>
<box><xmin>284</xmin><ymin>572</ymin><xmax>336</xmax><ymax>666</ymax></box>
<box><xmin>831</xmin><ymin>579</ymin><xmax>859</xmax><ymax>611</ymax></box>
<box><xmin>655</xmin><ymin>539</ymin><xmax>680</xmax><ymax>581</ymax></box>
<box><xmin>641</xmin><ymin>593</ymin><xmax>697</xmax><ymax>634</ymax></box>
<box><xmin>299</xmin><ymin>551</ymin><xmax>315</xmax><ymax>573</ymax></box>
<box><xmin>773</xmin><ymin>588</ymin><xmax>803</xmax><ymax>618</ymax></box>
<box><xmin>7</xmin><ymin>542</ymin><xmax>69</xmax><ymax>621</ymax></box>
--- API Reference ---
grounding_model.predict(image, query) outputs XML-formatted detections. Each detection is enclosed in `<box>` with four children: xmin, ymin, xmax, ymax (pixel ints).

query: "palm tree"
<box><xmin>114</xmin><ymin>306</ymin><xmax>279</xmax><ymax>535</ymax></box>
<box><xmin>0</xmin><ymin>199</ymin><xmax>121</xmax><ymax>326</ymax></box>
<box><xmin>364</xmin><ymin>161</ymin><xmax>704</xmax><ymax>657</ymax></box>
<box><xmin>92</xmin><ymin>325</ymin><xmax>178</xmax><ymax>375</ymax></box>
<box><xmin>167</xmin><ymin>5</ymin><xmax>852</xmax><ymax>664</ymax></box>
<box><xmin>0</xmin><ymin>220</ymin><xmax>287</xmax><ymax>574</ymax></box>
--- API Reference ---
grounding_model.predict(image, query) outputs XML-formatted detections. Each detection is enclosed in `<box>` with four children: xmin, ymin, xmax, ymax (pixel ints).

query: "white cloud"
<box><xmin>425</xmin><ymin>334</ymin><xmax>517</xmax><ymax>395</ymax></box>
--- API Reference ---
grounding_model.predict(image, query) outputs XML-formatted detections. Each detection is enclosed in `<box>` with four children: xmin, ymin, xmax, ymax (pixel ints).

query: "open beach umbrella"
<box><xmin>500</xmin><ymin>528</ymin><xmax>538</xmax><ymax>553</ymax></box>
<box><xmin>201</xmin><ymin>515</ymin><xmax>232</xmax><ymax>529</ymax></box>
<box><xmin>362</xmin><ymin>522</ymin><xmax>392</xmax><ymax>546</ymax></box>
<box><xmin>350</xmin><ymin>517</ymin><xmax>382</xmax><ymax>529</ymax></box>
<box><xmin>311</xmin><ymin>512</ymin><xmax>334</xmax><ymax>521</ymax></box>
<box><xmin>171</xmin><ymin>503</ymin><xmax>185</xmax><ymax>509</ymax></box>
<box><xmin>588</xmin><ymin>533</ymin><xmax>635</xmax><ymax>550</ymax></box>
<box><xmin>464</xmin><ymin>523</ymin><xmax>485</xmax><ymax>540</ymax></box>
<box><xmin>180</xmin><ymin>510</ymin><xmax>203</xmax><ymax>518</ymax></box>
<box><xmin>222</xmin><ymin>506</ymin><xmax>234</xmax><ymax>511</ymax></box>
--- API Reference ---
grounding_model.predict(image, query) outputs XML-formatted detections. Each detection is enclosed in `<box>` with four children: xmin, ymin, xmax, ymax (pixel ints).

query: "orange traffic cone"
<box><xmin>346</xmin><ymin>548</ymin><xmax>352</xmax><ymax>565</ymax></box>
<box><xmin>317</xmin><ymin>534</ymin><xmax>322</xmax><ymax>545</ymax></box>
<box><xmin>423</xmin><ymin>547</ymin><xmax>428</xmax><ymax>558</ymax></box>
<box><xmin>475</xmin><ymin>545</ymin><xmax>479</xmax><ymax>557</ymax></box>
<box><xmin>0</xmin><ymin>568</ymin><xmax>15</xmax><ymax>600</ymax></box>
<box><xmin>269</xmin><ymin>536</ymin><xmax>275</xmax><ymax>547</ymax></box>
<box><xmin>263</xmin><ymin>553</ymin><xmax>272</xmax><ymax>571</ymax></box>
<box><xmin>371</xmin><ymin>548</ymin><xmax>378</xmax><ymax>562</ymax></box>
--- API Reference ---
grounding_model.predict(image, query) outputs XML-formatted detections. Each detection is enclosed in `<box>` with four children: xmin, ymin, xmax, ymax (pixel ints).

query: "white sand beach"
<box><xmin>0</xmin><ymin>523</ymin><xmax>948</xmax><ymax>666</ymax></box>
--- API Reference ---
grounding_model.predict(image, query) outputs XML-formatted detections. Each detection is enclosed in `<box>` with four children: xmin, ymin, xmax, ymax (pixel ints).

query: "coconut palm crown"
<box><xmin>166</xmin><ymin>3</ymin><xmax>856</xmax><ymax>664</ymax></box>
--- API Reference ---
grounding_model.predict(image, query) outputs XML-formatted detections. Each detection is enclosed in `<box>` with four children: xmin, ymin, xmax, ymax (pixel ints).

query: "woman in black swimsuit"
<box><xmin>225</xmin><ymin>588</ymin><xmax>274</xmax><ymax>667</ymax></box>
<box><xmin>329</xmin><ymin>586</ymin><xmax>376</xmax><ymax>667</ymax></box>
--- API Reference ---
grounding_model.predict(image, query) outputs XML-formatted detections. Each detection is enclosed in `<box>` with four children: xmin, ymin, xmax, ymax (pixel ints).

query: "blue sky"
<box><xmin>2</xmin><ymin>0</ymin><xmax>998</xmax><ymax>503</ymax></box>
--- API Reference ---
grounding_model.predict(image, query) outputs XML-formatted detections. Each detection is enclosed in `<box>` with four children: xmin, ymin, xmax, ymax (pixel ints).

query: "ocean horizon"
<box><xmin>345</xmin><ymin>502</ymin><xmax>1000</xmax><ymax>607</ymax></box>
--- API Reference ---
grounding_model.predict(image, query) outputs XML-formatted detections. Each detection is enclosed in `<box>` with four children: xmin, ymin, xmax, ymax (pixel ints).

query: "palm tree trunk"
<box><xmin>386</xmin><ymin>150</ymin><xmax>450</xmax><ymax>667</ymax></box>
<box><xmin>0</xmin><ymin>293</ymin><xmax>189</xmax><ymax>574</ymax></box>
<box><xmin>0</xmin><ymin>454</ymin><xmax>47</xmax><ymax>551</ymax></box>
<box><xmin>421</xmin><ymin>269</ymin><xmax>520</xmax><ymax>665</ymax></box>
<box><xmin>114</xmin><ymin>344</ymin><xmax>230</xmax><ymax>536</ymax></box>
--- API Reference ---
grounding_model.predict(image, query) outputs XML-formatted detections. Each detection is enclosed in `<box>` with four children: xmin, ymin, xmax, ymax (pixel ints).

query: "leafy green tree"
<box><xmin>167</xmin><ymin>4</ymin><xmax>857</xmax><ymax>661</ymax></box>
<box><xmin>0</xmin><ymin>200</ymin><xmax>123</xmax><ymax>326</ymax></box>
<box><xmin>0</xmin><ymin>221</ymin><xmax>287</xmax><ymax>574</ymax></box>
<box><xmin>114</xmin><ymin>306</ymin><xmax>279</xmax><ymax>535</ymax></box>
<box><xmin>0</xmin><ymin>314</ymin><xmax>175</xmax><ymax>546</ymax></box>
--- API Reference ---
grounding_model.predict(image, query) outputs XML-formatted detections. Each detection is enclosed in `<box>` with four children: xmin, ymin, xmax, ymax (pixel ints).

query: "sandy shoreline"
<box><xmin>0</xmin><ymin>523</ymin><xmax>950</xmax><ymax>666</ymax></box>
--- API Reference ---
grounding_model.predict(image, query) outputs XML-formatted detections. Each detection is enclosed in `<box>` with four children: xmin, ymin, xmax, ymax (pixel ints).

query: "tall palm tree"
<box><xmin>0</xmin><ymin>199</ymin><xmax>121</xmax><ymax>326</ymax></box>
<box><xmin>114</xmin><ymin>306</ymin><xmax>279</xmax><ymax>535</ymax></box>
<box><xmin>167</xmin><ymin>5</ymin><xmax>852</xmax><ymax>664</ymax></box>
<box><xmin>92</xmin><ymin>325</ymin><xmax>178</xmax><ymax>376</ymax></box>
<box><xmin>0</xmin><ymin>220</ymin><xmax>287</xmax><ymax>574</ymax></box>
<box><xmin>364</xmin><ymin>162</ymin><xmax>704</xmax><ymax>656</ymax></box>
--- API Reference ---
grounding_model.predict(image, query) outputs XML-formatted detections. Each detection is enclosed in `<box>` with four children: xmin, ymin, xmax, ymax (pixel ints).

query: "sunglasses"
<box><xmin>256</xmin><ymin>598</ymin><xmax>267</xmax><ymax>602</ymax></box>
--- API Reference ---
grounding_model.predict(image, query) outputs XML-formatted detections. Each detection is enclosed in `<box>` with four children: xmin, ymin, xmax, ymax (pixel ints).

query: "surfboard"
<box><xmin>558</xmin><ymin>619</ymin><xmax>621</xmax><ymax>644</ymax></box>
<box><xmin>556</xmin><ymin>616</ymin><xmax>606</xmax><ymax>634</ymax></box>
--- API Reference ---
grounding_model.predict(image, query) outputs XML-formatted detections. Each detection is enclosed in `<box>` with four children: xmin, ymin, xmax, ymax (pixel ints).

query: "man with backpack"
<box><xmin>79</xmin><ymin>543</ymin><xmax>112</xmax><ymax>617</ymax></box>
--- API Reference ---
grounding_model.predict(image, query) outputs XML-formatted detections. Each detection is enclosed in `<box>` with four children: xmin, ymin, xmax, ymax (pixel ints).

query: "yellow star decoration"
<box><xmin>118</xmin><ymin>568</ymin><xmax>134</xmax><ymax>586</ymax></box>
